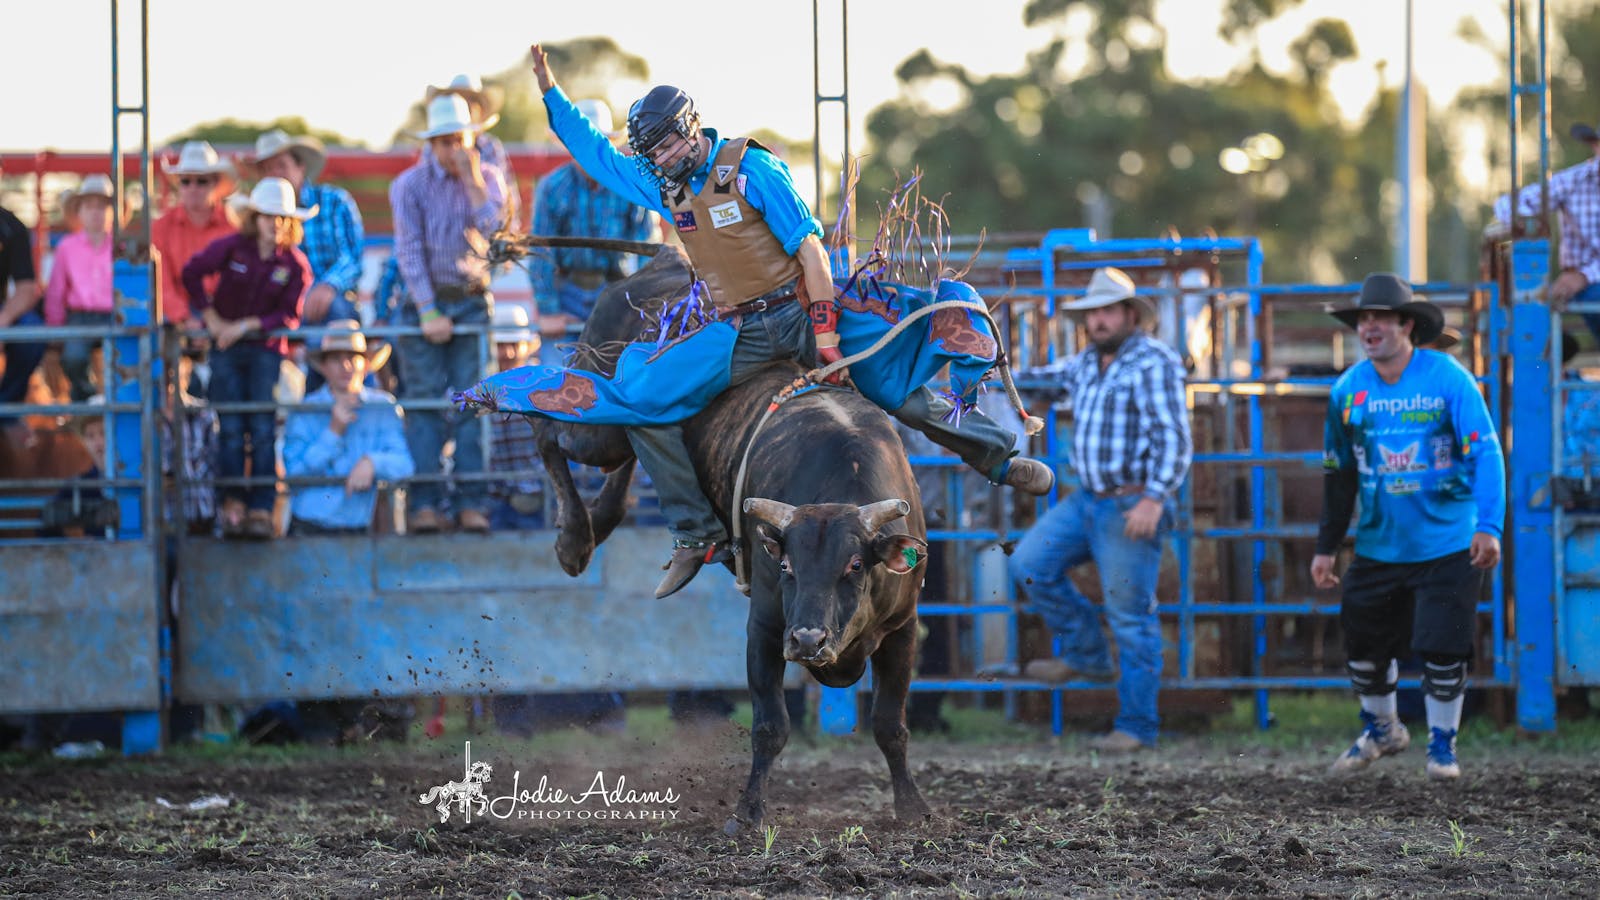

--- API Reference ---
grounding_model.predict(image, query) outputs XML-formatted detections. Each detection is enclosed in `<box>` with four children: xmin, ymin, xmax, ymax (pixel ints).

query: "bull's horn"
<box><xmin>743</xmin><ymin>497</ymin><xmax>796</xmax><ymax>529</ymax></box>
<box><xmin>859</xmin><ymin>498</ymin><xmax>911</xmax><ymax>532</ymax></box>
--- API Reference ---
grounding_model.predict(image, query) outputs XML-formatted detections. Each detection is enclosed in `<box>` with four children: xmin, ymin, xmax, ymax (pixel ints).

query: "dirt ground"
<box><xmin>3</xmin><ymin>721</ymin><xmax>1599</xmax><ymax>899</ymax></box>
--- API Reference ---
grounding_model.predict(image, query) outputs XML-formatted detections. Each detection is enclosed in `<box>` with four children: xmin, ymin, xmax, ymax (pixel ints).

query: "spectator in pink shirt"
<box><xmin>182</xmin><ymin>177</ymin><xmax>312</xmax><ymax>539</ymax></box>
<box><xmin>45</xmin><ymin>174</ymin><xmax>116</xmax><ymax>401</ymax></box>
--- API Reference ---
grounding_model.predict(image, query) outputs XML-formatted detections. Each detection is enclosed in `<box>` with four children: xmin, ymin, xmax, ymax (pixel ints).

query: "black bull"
<box><xmin>520</xmin><ymin>244</ymin><xmax>933</xmax><ymax>834</ymax></box>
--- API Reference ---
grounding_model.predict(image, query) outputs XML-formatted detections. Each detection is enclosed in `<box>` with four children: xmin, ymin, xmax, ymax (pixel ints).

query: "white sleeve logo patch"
<box><xmin>708</xmin><ymin>200</ymin><xmax>743</xmax><ymax>229</ymax></box>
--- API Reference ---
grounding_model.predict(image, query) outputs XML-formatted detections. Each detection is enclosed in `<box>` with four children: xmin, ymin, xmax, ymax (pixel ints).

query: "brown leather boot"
<box><xmin>654</xmin><ymin>540</ymin><xmax>731</xmax><ymax>599</ymax></box>
<box><xmin>457</xmin><ymin>509</ymin><xmax>490</xmax><ymax>534</ymax></box>
<box><xmin>1002</xmin><ymin>457</ymin><xmax>1056</xmax><ymax>495</ymax></box>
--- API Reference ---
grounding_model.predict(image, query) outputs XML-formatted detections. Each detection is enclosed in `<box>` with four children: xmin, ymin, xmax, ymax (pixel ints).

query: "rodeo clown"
<box><xmin>462</xmin><ymin>44</ymin><xmax>1055</xmax><ymax>600</ymax></box>
<box><xmin>1311</xmin><ymin>273</ymin><xmax>1506</xmax><ymax>780</ymax></box>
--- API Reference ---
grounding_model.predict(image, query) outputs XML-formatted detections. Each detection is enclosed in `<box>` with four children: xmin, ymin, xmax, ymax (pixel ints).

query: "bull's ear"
<box><xmin>874</xmin><ymin>533</ymin><xmax>928</xmax><ymax>575</ymax></box>
<box><xmin>755</xmin><ymin>522</ymin><xmax>785</xmax><ymax>560</ymax></box>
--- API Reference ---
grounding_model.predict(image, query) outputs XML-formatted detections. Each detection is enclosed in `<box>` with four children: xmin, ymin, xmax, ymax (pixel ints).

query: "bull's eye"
<box><xmin>848</xmin><ymin>555</ymin><xmax>864</xmax><ymax>574</ymax></box>
<box><xmin>779</xmin><ymin>558</ymin><xmax>792</xmax><ymax>574</ymax></box>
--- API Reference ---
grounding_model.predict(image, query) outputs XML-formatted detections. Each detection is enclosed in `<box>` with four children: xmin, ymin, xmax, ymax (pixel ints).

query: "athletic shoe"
<box><xmin>1426</xmin><ymin>727</ymin><xmax>1461</xmax><ymax>780</ymax></box>
<box><xmin>1329</xmin><ymin>709</ymin><xmax>1410</xmax><ymax>773</ymax></box>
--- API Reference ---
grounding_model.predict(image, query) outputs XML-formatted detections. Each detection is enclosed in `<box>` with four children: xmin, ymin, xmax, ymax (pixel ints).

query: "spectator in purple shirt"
<box><xmin>390</xmin><ymin>94</ymin><xmax>507</xmax><ymax>535</ymax></box>
<box><xmin>182</xmin><ymin>177</ymin><xmax>312</xmax><ymax>539</ymax></box>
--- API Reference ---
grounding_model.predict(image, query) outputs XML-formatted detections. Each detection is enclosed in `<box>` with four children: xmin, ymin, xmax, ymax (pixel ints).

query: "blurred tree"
<box><xmin>163</xmin><ymin>116</ymin><xmax>363</xmax><ymax>149</ymax></box>
<box><xmin>856</xmin><ymin>0</ymin><xmax>1473</xmax><ymax>282</ymax></box>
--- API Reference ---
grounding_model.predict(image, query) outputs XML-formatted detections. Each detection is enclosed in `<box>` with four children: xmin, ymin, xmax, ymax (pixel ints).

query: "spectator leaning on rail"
<box><xmin>0</xmin><ymin>158</ymin><xmax>47</xmax><ymax>426</ymax></box>
<box><xmin>426</xmin><ymin>74</ymin><xmax>521</xmax><ymax>227</ymax></box>
<box><xmin>45</xmin><ymin>174</ymin><xmax>117</xmax><ymax>402</ymax></box>
<box><xmin>1492</xmin><ymin>118</ymin><xmax>1600</xmax><ymax>346</ymax></box>
<box><xmin>282</xmin><ymin>320</ymin><xmax>414</xmax><ymax>535</ymax></box>
<box><xmin>528</xmin><ymin>43</ymin><xmax>1055</xmax><ymax>599</ymax></box>
<box><xmin>150</xmin><ymin>141</ymin><xmax>238</xmax><ymax>333</ymax></box>
<box><xmin>527</xmin><ymin>98</ymin><xmax>659</xmax><ymax>348</ymax></box>
<box><xmin>390</xmin><ymin>93</ymin><xmax>508</xmax><ymax>535</ymax></box>
<box><xmin>182</xmin><ymin>177</ymin><xmax>312</xmax><ymax>540</ymax></box>
<box><xmin>1007</xmin><ymin>266</ymin><xmax>1192</xmax><ymax>754</ymax></box>
<box><xmin>1312</xmin><ymin>273</ymin><xmax>1506</xmax><ymax>781</ymax></box>
<box><xmin>244</xmin><ymin>128</ymin><xmax>366</xmax><ymax>392</ymax></box>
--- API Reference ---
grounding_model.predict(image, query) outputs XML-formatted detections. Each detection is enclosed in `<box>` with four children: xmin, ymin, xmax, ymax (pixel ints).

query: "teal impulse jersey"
<box><xmin>1324</xmin><ymin>349</ymin><xmax>1506</xmax><ymax>563</ymax></box>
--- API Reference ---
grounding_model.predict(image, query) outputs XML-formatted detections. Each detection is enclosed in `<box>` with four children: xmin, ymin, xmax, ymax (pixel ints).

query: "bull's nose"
<box><xmin>784</xmin><ymin>627</ymin><xmax>830</xmax><ymax>661</ymax></box>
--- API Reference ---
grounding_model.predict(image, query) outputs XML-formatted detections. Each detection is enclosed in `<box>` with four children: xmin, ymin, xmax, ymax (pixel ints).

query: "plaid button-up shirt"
<box><xmin>1058</xmin><ymin>331</ymin><xmax>1192</xmax><ymax>497</ymax></box>
<box><xmin>1495</xmin><ymin>156</ymin><xmax>1600</xmax><ymax>283</ymax></box>
<box><xmin>298</xmin><ymin>181</ymin><xmax>366</xmax><ymax>295</ymax></box>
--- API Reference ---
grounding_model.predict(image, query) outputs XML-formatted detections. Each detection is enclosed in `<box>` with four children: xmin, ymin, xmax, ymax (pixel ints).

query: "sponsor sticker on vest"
<box><xmin>708</xmin><ymin>201</ymin><xmax>743</xmax><ymax>229</ymax></box>
<box><xmin>736</xmin><ymin>173</ymin><xmax>747</xmax><ymax>194</ymax></box>
<box><xmin>673</xmin><ymin>210</ymin><xmax>698</xmax><ymax>232</ymax></box>
<box><xmin>715</xmin><ymin>165</ymin><xmax>734</xmax><ymax>182</ymax></box>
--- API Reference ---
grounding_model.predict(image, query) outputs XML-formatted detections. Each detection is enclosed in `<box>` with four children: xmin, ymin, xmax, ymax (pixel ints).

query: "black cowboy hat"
<box><xmin>1329</xmin><ymin>272</ymin><xmax>1444</xmax><ymax>346</ymax></box>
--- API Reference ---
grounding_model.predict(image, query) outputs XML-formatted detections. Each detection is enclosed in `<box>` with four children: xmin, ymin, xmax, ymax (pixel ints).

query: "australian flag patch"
<box><xmin>673</xmin><ymin>210</ymin><xmax>698</xmax><ymax>232</ymax></box>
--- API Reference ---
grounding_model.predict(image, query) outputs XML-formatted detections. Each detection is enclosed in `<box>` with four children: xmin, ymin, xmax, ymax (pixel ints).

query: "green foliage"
<box><xmin>164</xmin><ymin>116</ymin><xmax>363</xmax><ymax>150</ymax></box>
<box><xmin>854</xmin><ymin>0</ymin><xmax>1600</xmax><ymax>283</ymax></box>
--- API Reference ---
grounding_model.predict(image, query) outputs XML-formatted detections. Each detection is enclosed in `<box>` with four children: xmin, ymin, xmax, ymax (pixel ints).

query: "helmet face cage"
<box><xmin>627</xmin><ymin>87</ymin><xmax>703</xmax><ymax>189</ymax></box>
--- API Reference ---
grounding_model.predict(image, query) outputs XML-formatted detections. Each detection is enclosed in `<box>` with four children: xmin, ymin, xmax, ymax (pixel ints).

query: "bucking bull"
<box><xmin>487</xmin><ymin>244</ymin><xmax>933</xmax><ymax>834</ymax></box>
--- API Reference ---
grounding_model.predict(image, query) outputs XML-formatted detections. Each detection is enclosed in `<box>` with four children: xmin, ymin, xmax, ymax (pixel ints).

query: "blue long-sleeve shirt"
<box><xmin>1322</xmin><ymin>349</ymin><xmax>1506</xmax><ymax>563</ymax></box>
<box><xmin>542</xmin><ymin>86</ymin><xmax>821</xmax><ymax>255</ymax></box>
<box><xmin>283</xmin><ymin>385</ymin><xmax>415</xmax><ymax>529</ymax></box>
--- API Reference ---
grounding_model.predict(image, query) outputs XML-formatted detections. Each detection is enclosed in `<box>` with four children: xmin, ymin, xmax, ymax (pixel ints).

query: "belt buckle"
<box><xmin>750</xmin><ymin>298</ymin><xmax>769</xmax><ymax>313</ymax></box>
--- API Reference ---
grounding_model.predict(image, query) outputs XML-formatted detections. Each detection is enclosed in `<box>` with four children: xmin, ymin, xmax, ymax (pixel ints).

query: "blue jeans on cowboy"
<box><xmin>60</xmin><ymin>310</ymin><xmax>114</xmax><ymax>402</ymax></box>
<box><xmin>1008</xmin><ymin>488</ymin><xmax>1174</xmax><ymax>746</ymax></box>
<box><xmin>210</xmin><ymin>342</ymin><xmax>283</xmax><ymax>513</ymax></box>
<box><xmin>396</xmin><ymin>292</ymin><xmax>491</xmax><ymax>515</ymax></box>
<box><xmin>1576</xmin><ymin>281</ymin><xmax>1600</xmax><ymax>348</ymax></box>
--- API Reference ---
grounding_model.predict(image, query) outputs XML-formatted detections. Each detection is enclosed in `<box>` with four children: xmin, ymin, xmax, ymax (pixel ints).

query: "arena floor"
<box><xmin>3</xmin><ymin>712</ymin><xmax>1598</xmax><ymax>898</ymax></box>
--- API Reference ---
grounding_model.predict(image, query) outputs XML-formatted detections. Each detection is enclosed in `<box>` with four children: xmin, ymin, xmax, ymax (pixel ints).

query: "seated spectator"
<box><xmin>182</xmin><ymin>177</ymin><xmax>312</xmax><ymax>540</ymax></box>
<box><xmin>162</xmin><ymin>349</ymin><xmax>219</xmax><ymax>535</ymax></box>
<box><xmin>282</xmin><ymin>320</ymin><xmax>414</xmax><ymax>535</ymax></box>
<box><xmin>486</xmin><ymin>304</ymin><xmax>545</xmax><ymax>530</ymax></box>
<box><xmin>40</xmin><ymin>397</ymin><xmax>116</xmax><ymax>539</ymax></box>
<box><xmin>1562</xmin><ymin>331</ymin><xmax>1600</xmax><ymax>510</ymax></box>
<box><xmin>45</xmin><ymin>175</ymin><xmax>116</xmax><ymax>401</ymax></box>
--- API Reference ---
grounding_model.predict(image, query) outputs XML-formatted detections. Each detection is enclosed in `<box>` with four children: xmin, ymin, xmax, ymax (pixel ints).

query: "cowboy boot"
<box><xmin>655</xmin><ymin>540</ymin><xmax>732</xmax><ymax>599</ymax></box>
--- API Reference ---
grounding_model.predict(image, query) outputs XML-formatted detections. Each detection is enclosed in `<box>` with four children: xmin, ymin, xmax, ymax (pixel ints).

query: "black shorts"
<box><xmin>1340</xmin><ymin>549</ymin><xmax>1484</xmax><ymax>661</ymax></box>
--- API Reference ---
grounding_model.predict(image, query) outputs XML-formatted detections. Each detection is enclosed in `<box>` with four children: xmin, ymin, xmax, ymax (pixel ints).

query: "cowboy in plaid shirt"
<box><xmin>1009</xmin><ymin>267</ymin><xmax>1191</xmax><ymax>754</ymax></box>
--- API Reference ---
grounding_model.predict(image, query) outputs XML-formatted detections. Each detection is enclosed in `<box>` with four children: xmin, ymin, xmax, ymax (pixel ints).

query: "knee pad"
<box><xmin>1347</xmin><ymin>659</ymin><xmax>1399</xmax><ymax>696</ymax></box>
<box><xmin>1422</xmin><ymin>657</ymin><xmax>1469</xmax><ymax>701</ymax></box>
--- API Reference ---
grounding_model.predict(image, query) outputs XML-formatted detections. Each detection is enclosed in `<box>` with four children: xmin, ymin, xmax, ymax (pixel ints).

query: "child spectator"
<box><xmin>45</xmin><ymin>175</ymin><xmax>116</xmax><ymax>401</ymax></box>
<box><xmin>181</xmin><ymin>178</ymin><xmax>311</xmax><ymax>539</ymax></box>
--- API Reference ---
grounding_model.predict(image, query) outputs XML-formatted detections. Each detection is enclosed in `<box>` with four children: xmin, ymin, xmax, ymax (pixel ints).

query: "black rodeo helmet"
<box><xmin>627</xmin><ymin>85</ymin><xmax>704</xmax><ymax>189</ymax></box>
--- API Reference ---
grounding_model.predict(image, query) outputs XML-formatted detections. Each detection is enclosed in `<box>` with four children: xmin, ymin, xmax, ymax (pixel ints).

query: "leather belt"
<box><xmin>714</xmin><ymin>284</ymin><xmax>799</xmax><ymax>321</ymax></box>
<box><xmin>1091</xmin><ymin>484</ymin><xmax>1145</xmax><ymax>500</ymax></box>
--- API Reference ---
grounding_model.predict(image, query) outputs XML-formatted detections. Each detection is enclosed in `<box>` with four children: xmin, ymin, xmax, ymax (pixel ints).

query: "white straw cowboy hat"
<box><xmin>574</xmin><ymin>99</ymin><xmax>620</xmax><ymax>138</ymax></box>
<box><xmin>492</xmin><ymin>303</ymin><xmax>541</xmax><ymax>351</ymax></box>
<box><xmin>64</xmin><ymin>174</ymin><xmax>115</xmax><ymax>216</ymax></box>
<box><xmin>244</xmin><ymin>177</ymin><xmax>318</xmax><ymax>220</ymax></box>
<box><xmin>426</xmin><ymin>73</ymin><xmax>503</xmax><ymax>116</ymax></box>
<box><xmin>307</xmin><ymin>319</ymin><xmax>391</xmax><ymax>372</ymax></box>
<box><xmin>162</xmin><ymin>140</ymin><xmax>236</xmax><ymax>179</ymax></box>
<box><xmin>247</xmin><ymin>128</ymin><xmax>327</xmax><ymax>181</ymax></box>
<box><xmin>413</xmin><ymin>94</ymin><xmax>499</xmax><ymax>140</ymax></box>
<box><xmin>1061</xmin><ymin>266</ymin><xmax>1159</xmax><ymax>326</ymax></box>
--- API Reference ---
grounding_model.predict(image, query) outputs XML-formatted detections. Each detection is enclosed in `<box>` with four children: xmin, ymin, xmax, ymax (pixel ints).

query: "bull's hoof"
<box><xmin>722</xmin><ymin>815</ymin><xmax>753</xmax><ymax>837</ymax></box>
<box><xmin>553</xmin><ymin>524</ymin><xmax>595</xmax><ymax>576</ymax></box>
<box><xmin>895</xmin><ymin>794</ymin><xmax>933</xmax><ymax>823</ymax></box>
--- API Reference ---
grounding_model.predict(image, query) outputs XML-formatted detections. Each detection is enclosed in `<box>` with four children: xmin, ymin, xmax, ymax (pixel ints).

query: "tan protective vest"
<box><xmin>664</xmin><ymin>138</ymin><xmax>804</xmax><ymax>308</ymax></box>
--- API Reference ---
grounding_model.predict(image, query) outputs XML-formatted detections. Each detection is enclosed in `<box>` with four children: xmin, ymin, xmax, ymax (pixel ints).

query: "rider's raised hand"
<box><xmin>529</xmin><ymin>44</ymin><xmax>557</xmax><ymax>94</ymax></box>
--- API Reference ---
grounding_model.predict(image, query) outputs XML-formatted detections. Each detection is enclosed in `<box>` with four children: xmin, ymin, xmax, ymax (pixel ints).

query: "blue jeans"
<box><xmin>1576</xmin><ymin>281</ymin><xmax>1600</xmax><ymax>348</ymax></box>
<box><xmin>397</xmin><ymin>294</ymin><xmax>491</xmax><ymax>513</ymax></box>
<box><xmin>210</xmin><ymin>342</ymin><xmax>283</xmax><ymax>512</ymax></box>
<box><xmin>0</xmin><ymin>308</ymin><xmax>46</xmax><ymax>413</ymax></box>
<box><xmin>1008</xmin><ymin>489</ymin><xmax>1173</xmax><ymax>744</ymax></box>
<box><xmin>60</xmin><ymin>310</ymin><xmax>114</xmax><ymax>401</ymax></box>
<box><xmin>556</xmin><ymin>279</ymin><xmax>606</xmax><ymax>321</ymax></box>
